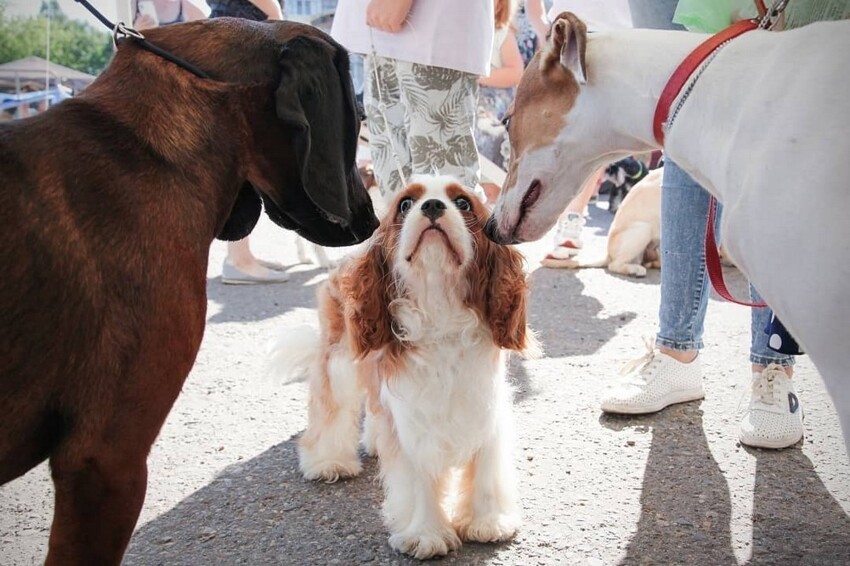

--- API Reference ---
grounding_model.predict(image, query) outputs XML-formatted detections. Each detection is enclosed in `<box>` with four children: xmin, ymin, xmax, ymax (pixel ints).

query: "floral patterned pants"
<box><xmin>364</xmin><ymin>55</ymin><xmax>480</xmax><ymax>203</ymax></box>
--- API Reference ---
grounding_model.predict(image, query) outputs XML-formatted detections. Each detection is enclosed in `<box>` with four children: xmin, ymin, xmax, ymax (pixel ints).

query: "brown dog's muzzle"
<box><xmin>259</xmin><ymin>161</ymin><xmax>378</xmax><ymax>247</ymax></box>
<box><xmin>268</xmin><ymin>34</ymin><xmax>380</xmax><ymax>246</ymax></box>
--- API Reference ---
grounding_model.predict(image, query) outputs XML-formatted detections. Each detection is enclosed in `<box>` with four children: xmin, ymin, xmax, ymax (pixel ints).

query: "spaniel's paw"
<box><xmin>455</xmin><ymin>513</ymin><xmax>520</xmax><ymax>543</ymax></box>
<box><xmin>298</xmin><ymin>451</ymin><xmax>362</xmax><ymax>483</ymax></box>
<box><xmin>360</xmin><ymin>418</ymin><xmax>378</xmax><ymax>457</ymax></box>
<box><xmin>388</xmin><ymin>526</ymin><xmax>461</xmax><ymax>560</ymax></box>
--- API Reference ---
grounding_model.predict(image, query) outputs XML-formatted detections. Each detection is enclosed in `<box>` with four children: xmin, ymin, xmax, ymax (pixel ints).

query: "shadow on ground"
<box><xmin>124</xmin><ymin>438</ymin><xmax>514</xmax><ymax>565</ymax></box>
<box><xmin>600</xmin><ymin>403</ymin><xmax>850</xmax><ymax>565</ymax></box>
<box><xmin>528</xmin><ymin>268</ymin><xmax>638</xmax><ymax>359</ymax></box>
<box><xmin>205</xmin><ymin>267</ymin><xmax>327</xmax><ymax>324</ymax></box>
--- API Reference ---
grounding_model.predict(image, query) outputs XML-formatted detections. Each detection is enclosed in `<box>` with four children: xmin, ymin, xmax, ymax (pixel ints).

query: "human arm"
<box><xmin>248</xmin><ymin>0</ymin><xmax>284</xmax><ymax>20</ymax></box>
<box><xmin>479</xmin><ymin>30</ymin><xmax>523</xmax><ymax>88</ymax></box>
<box><xmin>181</xmin><ymin>0</ymin><xmax>211</xmax><ymax>21</ymax></box>
<box><xmin>132</xmin><ymin>0</ymin><xmax>158</xmax><ymax>30</ymax></box>
<box><xmin>525</xmin><ymin>0</ymin><xmax>549</xmax><ymax>46</ymax></box>
<box><xmin>366</xmin><ymin>0</ymin><xmax>414</xmax><ymax>33</ymax></box>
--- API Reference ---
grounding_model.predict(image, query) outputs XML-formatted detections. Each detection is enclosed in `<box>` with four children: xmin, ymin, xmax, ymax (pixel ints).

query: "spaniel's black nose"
<box><xmin>420</xmin><ymin>199</ymin><xmax>446</xmax><ymax>221</ymax></box>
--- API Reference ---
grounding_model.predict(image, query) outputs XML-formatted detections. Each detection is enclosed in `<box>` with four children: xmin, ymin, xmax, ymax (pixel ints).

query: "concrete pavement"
<box><xmin>2</xmin><ymin>199</ymin><xmax>848</xmax><ymax>565</ymax></box>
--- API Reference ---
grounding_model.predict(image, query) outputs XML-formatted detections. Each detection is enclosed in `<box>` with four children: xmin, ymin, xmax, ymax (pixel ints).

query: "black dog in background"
<box><xmin>600</xmin><ymin>156</ymin><xmax>651</xmax><ymax>214</ymax></box>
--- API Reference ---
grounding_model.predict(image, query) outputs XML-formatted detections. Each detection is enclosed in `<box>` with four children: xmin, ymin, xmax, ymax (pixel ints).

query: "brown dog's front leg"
<box><xmin>46</xmin><ymin>450</ymin><xmax>148</xmax><ymax>566</ymax></box>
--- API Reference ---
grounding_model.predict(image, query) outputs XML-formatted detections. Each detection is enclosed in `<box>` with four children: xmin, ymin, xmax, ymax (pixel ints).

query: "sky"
<box><xmin>6</xmin><ymin>0</ymin><xmax>122</xmax><ymax>30</ymax></box>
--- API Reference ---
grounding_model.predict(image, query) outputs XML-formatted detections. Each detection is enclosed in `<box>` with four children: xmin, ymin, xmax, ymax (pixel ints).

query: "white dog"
<box><xmin>485</xmin><ymin>13</ymin><xmax>850</xmax><ymax>454</ymax></box>
<box><xmin>271</xmin><ymin>176</ymin><xmax>538</xmax><ymax>559</ymax></box>
<box><xmin>293</xmin><ymin>236</ymin><xmax>335</xmax><ymax>268</ymax></box>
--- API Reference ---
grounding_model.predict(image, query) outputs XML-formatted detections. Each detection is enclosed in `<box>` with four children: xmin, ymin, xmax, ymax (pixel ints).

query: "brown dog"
<box><xmin>0</xmin><ymin>18</ymin><xmax>378</xmax><ymax>565</ymax></box>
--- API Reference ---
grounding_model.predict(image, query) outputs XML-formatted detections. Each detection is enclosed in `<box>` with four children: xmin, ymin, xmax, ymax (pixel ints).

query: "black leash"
<box><xmin>74</xmin><ymin>0</ymin><xmax>210</xmax><ymax>79</ymax></box>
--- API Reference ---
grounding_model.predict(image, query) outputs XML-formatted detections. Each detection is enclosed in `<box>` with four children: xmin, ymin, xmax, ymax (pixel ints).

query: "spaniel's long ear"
<box><xmin>467</xmin><ymin>208</ymin><xmax>541</xmax><ymax>357</ymax></box>
<box><xmin>341</xmin><ymin>237</ymin><xmax>395</xmax><ymax>358</ymax></box>
<box><xmin>488</xmin><ymin>244</ymin><xmax>540</xmax><ymax>356</ymax></box>
<box><xmin>216</xmin><ymin>182</ymin><xmax>262</xmax><ymax>241</ymax></box>
<box><xmin>541</xmin><ymin>12</ymin><xmax>587</xmax><ymax>85</ymax></box>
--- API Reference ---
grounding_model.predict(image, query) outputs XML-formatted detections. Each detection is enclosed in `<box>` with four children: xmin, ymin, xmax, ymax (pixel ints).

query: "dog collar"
<box><xmin>653</xmin><ymin>19</ymin><xmax>759</xmax><ymax>146</ymax></box>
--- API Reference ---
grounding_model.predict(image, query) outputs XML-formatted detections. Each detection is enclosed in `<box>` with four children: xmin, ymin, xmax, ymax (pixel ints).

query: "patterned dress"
<box><xmin>364</xmin><ymin>56</ymin><xmax>480</xmax><ymax>200</ymax></box>
<box><xmin>475</xmin><ymin>26</ymin><xmax>516</xmax><ymax>171</ymax></box>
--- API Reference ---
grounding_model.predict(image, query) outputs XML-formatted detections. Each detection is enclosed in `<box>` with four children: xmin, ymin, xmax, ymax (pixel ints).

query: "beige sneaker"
<box><xmin>739</xmin><ymin>364</ymin><xmax>804</xmax><ymax>449</ymax></box>
<box><xmin>601</xmin><ymin>340</ymin><xmax>705</xmax><ymax>414</ymax></box>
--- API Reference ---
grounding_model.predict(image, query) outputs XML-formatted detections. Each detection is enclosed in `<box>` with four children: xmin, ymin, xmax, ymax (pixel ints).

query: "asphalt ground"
<box><xmin>2</xmin><ymin>198</ymin><xmax>848</xmax><ymax>565</ymax></box>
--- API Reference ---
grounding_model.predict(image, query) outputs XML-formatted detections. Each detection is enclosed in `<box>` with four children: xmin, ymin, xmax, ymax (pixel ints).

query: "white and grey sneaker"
<box><xmin>601</xmin><ymin>340</ymin><xmax>705</xmax><ymax>414</ymax></box>
<box><xmin>542</xmin><ymin>212</ymin><xmax>585</xmax><ymax>264</ymax></box>
<box><xmin>739</xmin><ymin>364</ymin><xmax>804</xmax><ymax>449</ymax></box>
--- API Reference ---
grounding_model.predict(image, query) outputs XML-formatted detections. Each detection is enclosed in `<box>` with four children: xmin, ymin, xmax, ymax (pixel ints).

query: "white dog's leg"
<box><xmin>295</xmin><ymin>236</ymin><xmax>312</xmax><ymax>264</ymax></box>
<box><xmin>381</xmin><ymin>438</ymin><xmax>461</xmax><ymax>559</ymax></box>
<box><xmin>607</xmin><ymin>223</ymin><xmax>653</xmax><ymax>277</ymax></box>
<box><xmin>453</xmin><ymin>410</ymin><xmax>520</xmax><ymax>543</ymax></box>
<box><xmin>298</xmin><ymin>350</ymin><xmax>364</xmax><ymax>482</ymax></box>
<box><xmin>311</xmin><ymin>244</ymin><xmax>336</xmax><ymax>268</ymax></box>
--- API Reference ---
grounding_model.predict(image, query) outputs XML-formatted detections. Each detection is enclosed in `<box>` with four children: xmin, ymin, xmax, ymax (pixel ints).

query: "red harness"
<box><xmin>652</xmin><ymin>19</ymin><xmax>766</xmax><ymax>307</ymax></box>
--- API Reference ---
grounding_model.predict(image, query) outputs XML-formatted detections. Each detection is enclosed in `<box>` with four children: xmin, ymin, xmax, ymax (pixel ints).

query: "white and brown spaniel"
<box><xmin>271</xmin><ymin>175</ymin><xmax>538</xmax><ymax>559</ymax></box>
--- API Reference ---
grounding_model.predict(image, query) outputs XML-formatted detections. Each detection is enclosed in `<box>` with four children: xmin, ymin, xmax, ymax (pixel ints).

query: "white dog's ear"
<box><xmin>543</xmin><ymin>12</ymin><xmax>588</xmax><ymax>85</ymax></box>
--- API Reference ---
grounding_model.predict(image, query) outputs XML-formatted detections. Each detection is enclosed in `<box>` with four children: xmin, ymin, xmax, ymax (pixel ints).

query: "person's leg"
<box><xmin>222</xmin><ymin>238</ymin><xmax>289</xmax><ymax>284</ymax></box>
<box><xmin>740</xmin><ymin>287</ymin><xmax>803</xmax><ymax>448</ymax></box>
<box><xmin>542</xmin><ymin>168</ymin><xmax>602</xmax><ymax>264</ymax></box>
<box><xmin>396</xmin><ymin>60</ymin><xmax>482</xmax><ymax>193</ymax></box>
<box><xmin>601</xmin><ymin>161</ymin><xmax>709</xmax><ymax>413</ymax></box>
<box><xmin>750</xmin><ymin>292</ymin><xmax>794</xmax><ymax>374</ymax></box>
<box><xmin>564</xmin><ymin>168</ymin><xmax>602</xmax><ymax>217</ymax></box>
<box><xmin>655</xmin><ymin>162</ymin><xmax>717</xmax><ymax>360</ymax></box>
<box><xmin>364</xmin><ymin>55</ymin><xmax>412</xmax><ymax>203</ymax></box>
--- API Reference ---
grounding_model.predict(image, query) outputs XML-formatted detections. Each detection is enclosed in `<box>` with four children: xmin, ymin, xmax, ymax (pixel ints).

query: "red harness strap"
<box><xmin>653</xmin><ymin>19</ymin><xmax>767</xmax><ymax>308</ymax></box>
<box><xmin>652</xmin><ymin>19</ymin><xmax>759</xmax><ymax>145</ymax></box>
<box><xmin>705</xmin><ymin>196</ymin><xmax>766</xmax><ymax>306</ymax></box>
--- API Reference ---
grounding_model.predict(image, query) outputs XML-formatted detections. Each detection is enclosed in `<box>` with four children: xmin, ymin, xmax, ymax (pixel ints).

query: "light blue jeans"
<box><xmin>657</xmin><ymin>162</ymin><xmax>794</xmax><ymax>368</ymax></box>
<box><xmin>627</xmin><ymin>0</ymin><xmax>793</xmax><ymax>368</ymax></box>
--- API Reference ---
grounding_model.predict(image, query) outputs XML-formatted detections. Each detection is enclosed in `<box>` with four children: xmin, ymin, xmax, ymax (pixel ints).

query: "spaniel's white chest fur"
<box><xmin>381</xmin><ymin>322</ymin><xmax>507</xmax><ymax>473</ymax></box>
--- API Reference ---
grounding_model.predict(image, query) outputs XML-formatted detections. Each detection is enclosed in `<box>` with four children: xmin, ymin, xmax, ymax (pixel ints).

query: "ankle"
<box><xmin>753</xmin><ymin>364</ymin><xmax>793</xmax><ymax>378</ymax></box>
<box><xmin>659</xmin><ymin>347</ymin><xmax>698</xmax><ymax>364</ymax></box>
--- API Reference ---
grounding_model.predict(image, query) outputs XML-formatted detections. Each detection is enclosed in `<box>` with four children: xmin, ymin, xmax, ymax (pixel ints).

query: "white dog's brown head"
<box><xmin>485</xmin><ymin>12</ymin><xmax>641</xmax><ymax>245</ymax></box>
<box><xmin>341</xmin><ymin>175</ymin><xmax>536</xmax><ymax>359</ymax></box>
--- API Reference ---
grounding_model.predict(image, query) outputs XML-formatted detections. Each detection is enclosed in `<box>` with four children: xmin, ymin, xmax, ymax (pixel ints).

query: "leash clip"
<box><xmin>112</xmin><ymin>21</ymin><xmax>145</xmax><ymax>49</ymax></box>
<box><xmin>758</xmin><ymin>0</ymin><xmax>789</xmax><ymax>30</ymax></box>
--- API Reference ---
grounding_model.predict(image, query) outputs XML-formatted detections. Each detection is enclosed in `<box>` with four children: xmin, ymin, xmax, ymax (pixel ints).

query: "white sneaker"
<box><xmin>739</xmin><ymin>364</ymin><xmax>804</xmax><ymax>449</ymax></box>
<box><xmin>601</xmin><ymin>340</ymin><xmax>705</xmax><ymax>414</ymax></box>
<box><xmin>544</xmin><ymin>212</ymin><xmax>585</xmax><ymax>261</ymax></box>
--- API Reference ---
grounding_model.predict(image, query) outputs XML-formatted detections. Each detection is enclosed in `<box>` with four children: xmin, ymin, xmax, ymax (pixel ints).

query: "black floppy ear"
<box><xmin>216</xmin><ymin>182</ymin><xmax>262</xmax><ymax>241</ymax></box>
<box><xmin>275</xmin><ymin>35</ymin><xmax>355</xmax><ymax>225</ymax></box>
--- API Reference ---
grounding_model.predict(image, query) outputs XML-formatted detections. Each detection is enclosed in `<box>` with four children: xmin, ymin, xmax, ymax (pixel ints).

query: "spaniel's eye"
<box><xmin>501</xmin><ymin>114</ymin><xmax>511</xmax><ymax>130</ymax></box>
<box><xmin>454</xmin><ymin>197</ymin><xmax>472</xmax><ymax>212</ymax></box>
<box><xmin>399</xmin><ymin>197</ymin><xmax>414</xmax><ymax>216</ymax></box>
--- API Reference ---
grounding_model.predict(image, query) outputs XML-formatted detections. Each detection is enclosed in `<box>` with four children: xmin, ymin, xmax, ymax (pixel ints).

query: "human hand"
<box><xmin>366</xmin><ymin>0</ymin><xmax>413</xmax><ymax>33</ymax></box>
<box><xmin>133</xmin><ymin>13</ymin><xmax>158</xmax><ymax>30</ymax></box>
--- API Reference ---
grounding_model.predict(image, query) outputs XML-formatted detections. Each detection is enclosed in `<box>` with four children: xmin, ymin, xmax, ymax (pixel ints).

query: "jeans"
<box><xmin>657</xmin><ymin>162</ymin><xmax>794</xmax><ymax>368</ymax></box>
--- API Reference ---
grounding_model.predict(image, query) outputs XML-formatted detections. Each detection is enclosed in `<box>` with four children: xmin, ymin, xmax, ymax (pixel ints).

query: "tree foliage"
<box><xmin>0</xmin><ymin>0</ymin><xmax>113</xmax><ymax>75</ymax></box>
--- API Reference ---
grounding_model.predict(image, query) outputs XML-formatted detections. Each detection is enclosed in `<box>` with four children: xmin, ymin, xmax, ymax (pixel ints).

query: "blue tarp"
<box><xmin>0</xmin><ymin>85</ymin><xmax>72</xmax><ymax>112</ymax></box>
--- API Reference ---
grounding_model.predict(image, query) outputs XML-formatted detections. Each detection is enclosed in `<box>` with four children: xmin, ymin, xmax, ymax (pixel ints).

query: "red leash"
<box><xmin>704</xmin><ymin>196</ymin><xmax>766</xmax><ymax>306</ymax></box>
<box><xmin>652</xmin><ymin>18</ymin><xmax>767</xmax><ymax>308</ymax></box>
